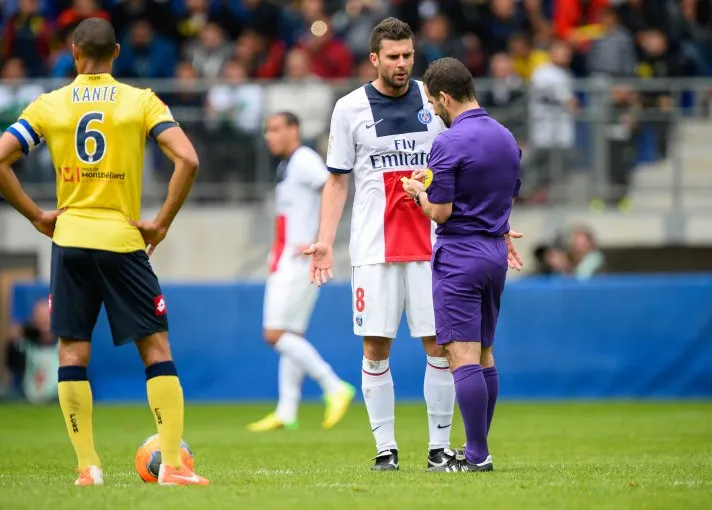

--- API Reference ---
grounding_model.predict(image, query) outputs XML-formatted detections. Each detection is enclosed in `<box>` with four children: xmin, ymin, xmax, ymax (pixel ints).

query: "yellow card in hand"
<box><xmin>401</xmin><ymin>170</ymin><xmax>433</xmax><ymax>188</ymax></box>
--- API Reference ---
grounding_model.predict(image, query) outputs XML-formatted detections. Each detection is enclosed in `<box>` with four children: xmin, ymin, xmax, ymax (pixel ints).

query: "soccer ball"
<box><xmin>135</xmin><ymin>434</ymin><xmax>195</xmax><ymax>483</ymax></box>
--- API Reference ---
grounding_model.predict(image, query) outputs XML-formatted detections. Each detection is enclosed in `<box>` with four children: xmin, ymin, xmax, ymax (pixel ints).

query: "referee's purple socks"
<box><xmin>483</xmin><ymin>366</ymin><xmax>499</xmax><ymax>433</ymax></box>
<box><xmin>453</xmin><ymin>364</ymin><xmax>490</xmax><ymax>464</ymax></box>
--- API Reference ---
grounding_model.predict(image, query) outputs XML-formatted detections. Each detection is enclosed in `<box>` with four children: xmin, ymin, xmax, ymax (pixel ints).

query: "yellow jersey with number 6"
<box><xmin>7</xmin><ymin>73</ymin><xmax>176</xmax><ymax>252</ymax></box>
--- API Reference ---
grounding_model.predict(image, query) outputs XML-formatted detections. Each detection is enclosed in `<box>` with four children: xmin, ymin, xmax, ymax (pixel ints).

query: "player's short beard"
<box><xmin>436</xmin><ymin>103</ymin><xmax>451</xmax><ymax>128</ymax></box>
<box><xmin>381</xmin><ymin>70</ymin><xmax>409</xmax><ymax>93</ymax></box>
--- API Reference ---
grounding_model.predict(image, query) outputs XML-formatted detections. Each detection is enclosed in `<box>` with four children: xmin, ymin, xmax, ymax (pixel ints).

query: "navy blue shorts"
<box><xmin>50</xmin><ymin>244</ymin><xmax>168</xmax><ymax>346</ymax></box>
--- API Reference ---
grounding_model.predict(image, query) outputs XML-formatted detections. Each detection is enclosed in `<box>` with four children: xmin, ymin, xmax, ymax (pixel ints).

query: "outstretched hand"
<box><xmin>303</xmin><ymin>242</ymin><xmax>333</xmax><ymax>287</ymax></box>
<box><xmin>505</xmin><ymin>230</ymin><xmax>524</xmax><ymax>271</ymax></box>
<box><xmin>129</xmin><ymin>219</ymin><xmax>167</xmax><ymax>257</ymax></box>
<box><xmin>32</xmin><ymin>209</ymin><xmax>64</xmax><ymax>238</ymax></box>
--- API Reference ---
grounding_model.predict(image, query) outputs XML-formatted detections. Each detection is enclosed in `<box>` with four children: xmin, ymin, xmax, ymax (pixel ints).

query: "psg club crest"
<box><xmin>417</xmin><ymin>108</ymin><xmax>432</xmax><ymax>125</ymax></box>
<box><xmin>355</xmin><ymin>316</ymin><xmax>363</xmax><ymax>327</ymax></box>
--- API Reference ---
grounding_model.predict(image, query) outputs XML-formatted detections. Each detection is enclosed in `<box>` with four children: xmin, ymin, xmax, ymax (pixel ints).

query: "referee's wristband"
<box><xmin>414</xmin><ymin>191</ymin><xmax>425</xmax><ymax>207</ymax></box>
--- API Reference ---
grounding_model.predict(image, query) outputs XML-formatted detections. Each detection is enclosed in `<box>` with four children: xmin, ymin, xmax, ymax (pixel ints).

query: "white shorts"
<box><xmin>351</xmin><ymin>262</ymin><xmax>435</xmax><ymax>339</ymax></box>
<box><xmin>263</xmin><ymin>256</ymin><xmax>318</xmax><ymax>333</ymax></box>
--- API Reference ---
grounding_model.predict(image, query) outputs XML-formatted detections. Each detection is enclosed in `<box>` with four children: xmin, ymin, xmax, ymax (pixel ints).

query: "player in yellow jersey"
<box><xmin>0</xmin><ymin>18</ymin><xmax>209</xmax><ymax>487</ymax></box>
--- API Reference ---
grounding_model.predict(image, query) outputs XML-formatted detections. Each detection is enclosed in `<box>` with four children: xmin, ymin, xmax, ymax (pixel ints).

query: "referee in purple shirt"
<box><xmin>402</xmin><ymin>57</ymin><xmax>523</xmax><ymax>472</ymax></box>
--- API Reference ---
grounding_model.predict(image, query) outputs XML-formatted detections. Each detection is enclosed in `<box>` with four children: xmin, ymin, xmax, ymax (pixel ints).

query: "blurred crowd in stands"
<box><xmin>1</xmin><ymin>0</ymin><xmax>711</xmax><ymax>81</ymax></box>
<box><xmin>534</xmin><ymin>224</ymin><xmax>607</xmax><ymax>278</ymax></box>
<box><xmin>0</xmin><ymin>0</ymin><xmax>710</xmax><ymax>203</ymax></box>
<box><xmin>2</xmin><ymin>298</ymin><xmax>58</xmax><ymax>403</ymax></box>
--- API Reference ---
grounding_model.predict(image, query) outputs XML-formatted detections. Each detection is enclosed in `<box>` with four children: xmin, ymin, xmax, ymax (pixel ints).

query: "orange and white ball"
<box><xmin>135</xmin><ymin>434</ymin><xmax>195</xmax><ymax>483</ymax></box>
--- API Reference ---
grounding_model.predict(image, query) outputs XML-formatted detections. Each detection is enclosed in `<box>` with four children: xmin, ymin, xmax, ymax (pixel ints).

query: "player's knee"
<box><xmin>263</xmin><ymin>329</ymin><xmax>285</xmax><ymax>346</ymax></box>
<box><xmin>363</xmin><ymin>336</ymin><xmax>391</xmax><ymax>361</ymax></box>
<box><xmin>421</xmin><ymin>336</ymin><xmax>445</xmax><ymax>357</ymax></box>
<box><xmin>59</xmin><ymin>338</ymin><xmax>91</xmax><ymax>366</ymax></box>
<box><xmin>443</xmin><ymin>341</ymin><xmax>480</xmax><ymax>371</ymax></box>
<box><xmin>480</xmin><ymin>347</ymin><xmax>495</xmax><ymax>368</ymax></box>
<box><xmin>135</xmin><ymin>331</ymin><xmax>172</xmax><ymax>367</ymax></box>
<box><xmin>183</xmin><ymin>152</ymin><xmax>199</xmax><ymax>174</ymax></box>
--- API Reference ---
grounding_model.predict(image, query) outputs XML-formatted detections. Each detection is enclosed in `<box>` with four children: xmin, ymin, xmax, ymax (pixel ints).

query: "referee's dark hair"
<box><xmin>73</xmin><ymin>18</ymin><xmax>117</xmax><ymax>61</ymax></box>
<box><xmin>370</xmin><ymin>17</ymin><xmax>413</xmax><ymax>54</ymax></box>
<box><xmin>273</xmin><ymin>112</ymin><xmax>300</xmax><ymax>129</ymax></box>
<box><xmin>423</xmin><ymin>57</ymin><xmax>476</xmax><ymax>103</ymax></box>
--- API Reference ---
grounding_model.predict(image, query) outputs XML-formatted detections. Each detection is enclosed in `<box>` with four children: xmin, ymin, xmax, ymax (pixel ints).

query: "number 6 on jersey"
<box><xmin>76</xmin><ymin>112</ymin><xmax>106</xmax><ymax>164</ymax></box>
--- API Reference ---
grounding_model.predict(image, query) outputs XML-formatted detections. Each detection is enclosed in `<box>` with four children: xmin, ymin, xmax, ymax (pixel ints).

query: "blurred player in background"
<box><xmin>0</xmin><ymin>18</ymin><xmax>208</xmax><ymax>486</ymax></box>
<box><xmin>248</xmin><ymin>112</ymin><xmax>355</xmax><ymax>432</ymax></box>
<box><xmin>305</xmin><ymin>18</ymin><xmax>457</xmax><ymax>471</ymax></box>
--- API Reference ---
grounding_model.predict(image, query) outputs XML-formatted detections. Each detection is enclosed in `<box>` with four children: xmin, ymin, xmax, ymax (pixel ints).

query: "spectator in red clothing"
<box><xmin>553</xmin><ymin>0</ymin><xmax>609</xmax><ymax>53</ymax></box>
<box><xmin>234</xmin><ymin>28</ymin><xmax>286</xmax><ymax>79</ymax></box>
<box><xmin>289</xmin><ymin>0</ymin><xmax>353</xmax><ymax>78</ymax></box>
<box><xmin>295</xmin><ymin>19</ymin><xmax>353</xmax><ymax>79</ymax></box>
<box><xmin>57</xmin><ymin>0</ymin><xmax>111</xmax><ymax>33</ymax></box>
<box><xmin>2</xmin><ymin>0</ymin><xmax>51</xmax><ymax>77</ymax></box>
<box><xmin>293</xmin><ymin>0</ymin><xmax>353</xmax><ymax>79</ymax></box>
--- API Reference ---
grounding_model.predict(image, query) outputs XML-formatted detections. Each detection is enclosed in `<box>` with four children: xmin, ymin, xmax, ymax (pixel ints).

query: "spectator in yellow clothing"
<box><xmin>508</xmin><ymin>32</ymin><xmax>549</xmax><ymax>80</ymax></box>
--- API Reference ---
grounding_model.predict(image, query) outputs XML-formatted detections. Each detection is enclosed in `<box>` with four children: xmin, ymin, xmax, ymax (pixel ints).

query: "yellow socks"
<box><xmin>58</xmin><ymin>366</ymin><xmax>100</xmax><ymax>470</ymax></box>
<box><xmin>145</xmin><ymin>361</ymin><xmax>184</xmax><ymax>469</ymax></box>
<box><xmin>58</xmin><ymin>362</ymin><xmax>185</xmax><ymax>471</ymax></box>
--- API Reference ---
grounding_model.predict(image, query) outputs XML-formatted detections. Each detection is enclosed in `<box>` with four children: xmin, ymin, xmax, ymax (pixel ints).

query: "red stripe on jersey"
<box><xmin>269</xmin><ymin>214</ymin><xmax>287</xmax><ymax>273</ymax></box>
<box><xmin>382</xmin><ymin>170</ymin><xmax>432</xmax><ymax>262</ymax></box>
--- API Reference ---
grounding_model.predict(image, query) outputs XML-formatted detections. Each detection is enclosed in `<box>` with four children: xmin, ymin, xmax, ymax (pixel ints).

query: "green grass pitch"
<box><xmin>0</xmin><ymin>401</ymin><xmax>710</xmax><ymax>509</ymax></box>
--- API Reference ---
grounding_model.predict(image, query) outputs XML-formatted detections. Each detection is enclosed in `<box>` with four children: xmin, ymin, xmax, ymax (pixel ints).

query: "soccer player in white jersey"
<box><xmin>249</xmin><ymin>112</ymin><xmax>355</xmax><ymax>432</ymax></box>
<box><xmin>304</xmin><ymin>18</ymin><xmax>457</xmax><ymax>471</ymax></box>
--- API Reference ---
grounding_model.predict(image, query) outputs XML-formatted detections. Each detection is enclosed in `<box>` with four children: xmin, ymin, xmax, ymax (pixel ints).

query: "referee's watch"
<box><xmin>414</xmin><ymin>191</ymin><xmax>425</xmax><ymax>207</ymax></box>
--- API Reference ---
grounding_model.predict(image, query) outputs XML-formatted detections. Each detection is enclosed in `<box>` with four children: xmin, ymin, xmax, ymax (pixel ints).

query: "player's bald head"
<box><xmin>73</xmin><ymin>18</ymin><xmax>117</xmax><ymax>61</ymax></box>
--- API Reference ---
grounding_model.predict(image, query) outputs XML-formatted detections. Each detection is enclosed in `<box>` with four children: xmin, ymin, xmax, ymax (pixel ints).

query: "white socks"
<box><xmin>362</xmin><ymin>357</ymin><xmax>397</xmax><ymax>453</ymax></box>
<box><xmin>424</xmin><ymin>356</ymin><xmax>455</xmax><ymax>450</ymax></box>
<box><xmin>275</xmin><ymin>356</ymin><xmax>303</xmax><ymax>423</ymax></box>
<box><xmin>274</xmin><ymin>332</ymin><xmax>342</xmax><ymax>396</ymax></box>
<box><xmin>361</xmin><ymin>356</ymin><xmax>454</xmax><ymax>454</ymax></box>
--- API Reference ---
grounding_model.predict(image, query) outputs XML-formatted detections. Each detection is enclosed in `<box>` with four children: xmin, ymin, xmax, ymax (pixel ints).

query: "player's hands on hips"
<box><xmin>505</xmin><ymin>230</ymin><xmax>524</xmax><ymax>271</ymax></box>
<box><xmin>31</xmin><ymin>209</ymin><xmax>64</xmax><ymax>238</ymax></box>
<box><xmin>303</xmin><ymin>242</ymin><xmax>333</xmax><ymax>287</ymax></box>
<box><xmin>130</xmin><ymin>219</ymin><xmax>167</xmax><ymax>257</ymax></box>
<box><xmin>401</xmin><ymin>177</ymin><xmax>424</xmax><ymax>198</ymax></box>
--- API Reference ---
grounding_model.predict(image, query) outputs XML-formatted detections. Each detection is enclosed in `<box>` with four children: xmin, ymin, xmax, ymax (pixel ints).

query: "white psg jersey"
<box><xmin>326</xmin><ymin>80</ymin><xmax>445</xmax><ymax>266</ymax></box>
<box><xmin>269</xmin><ymin>146</ymin><xmax>329</xmax><ymax>273</ymax></box>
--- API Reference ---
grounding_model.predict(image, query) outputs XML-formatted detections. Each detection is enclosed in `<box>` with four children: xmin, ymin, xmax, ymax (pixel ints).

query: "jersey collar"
<box><xmin>73</xmin><ymin>73</ymin><xmax>117</xmax><ymax>84</ymax></box>
<box><xmin>451</xmin><ymin>107</ymin><xmax>488</xmax><ymax>127</ymax></box>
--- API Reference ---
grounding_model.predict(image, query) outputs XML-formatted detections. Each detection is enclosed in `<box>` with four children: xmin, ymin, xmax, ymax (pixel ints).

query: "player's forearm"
<box><xmin>417</xmin><ymin>192</ymin><xmax>451</xmax><ymax>224</ymax></box>
<box><xmin>418</xmin><ymin>194</ymin><xmax>438</xmax><ymax>222</ymax></box>
<box><xmin>0</xmin><ymin>165</ymin><xmax>42</xmax><ymax>222</ymax></box>
<box><xmin>317</xmin><ymin>172</ymin><xmax>349</xmax><ymax>245</ymax></box>
<box><xmin>154</xmin><ymin>159</ymin><xmax>198</xmax><ymax>229</ymax></box>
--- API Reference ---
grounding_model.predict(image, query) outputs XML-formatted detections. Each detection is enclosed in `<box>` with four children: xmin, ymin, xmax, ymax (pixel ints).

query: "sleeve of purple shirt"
<box><xmin>513</xmin><ymin>147</ymin><xmax>522</xmax><ymax>198</ymax></box>
<box><xmin>426</xmin><ymin>135</ymin><xmax>460</xmax><ymax>205</ymax></box>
